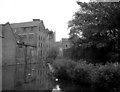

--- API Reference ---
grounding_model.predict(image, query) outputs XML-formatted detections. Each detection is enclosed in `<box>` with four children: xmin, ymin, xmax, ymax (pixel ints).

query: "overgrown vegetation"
<box><xmin>52</xmin><ymin>59</ymin><xmax>120</xmax><ymax>91</ymax></box>
<box><xmin>50</xmin><ymin>1</ymin><xmax>120</xmax><ymax>92</ymax></box>
<box><xmin>68</xmin><ymin>1</ymin><xmax>120</xmax><ymax>63</ymax></box>
<box><xmin>46</xmin><ymin>47</ymin><xmax>59</xmax><ymax>63</ymax></box>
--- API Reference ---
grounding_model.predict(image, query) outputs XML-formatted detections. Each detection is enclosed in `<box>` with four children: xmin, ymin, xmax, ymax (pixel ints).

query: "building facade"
<box><xmin>61</xmin><ymin>38</ymin><xmax>72</xmax><ymax>58</ymax></box>
<box><xmin>11</xmin><ymin>19</ymin><xmax>55</xmax><ymax>62</ymax></box>
<box><xmin>61</xmin><ymin>38</ymin><xmax>71</xmax><ymax>49</ymax></box>
<box><xmin>0</xmin><ymin>25</ymin><xmax>2</xmax><ymax>91</ymax></box>
<box><xmin>45</xmin><ymin>29</ymin><xmax>56</xmax><ymax>53</ymax></box>
<box><xmin>54</xmin><ymin>38</ymin><xmax>71</xmax><ymax>58</ymax></box>
<box><xmin>2</xmin><ymin>23</ymin><xmax>17</xmax><ymax>66</ymax></box>
<box><xmin>0</xmin><ymin>25</ymin><xmax>2</xmax><ymax>66</ymax></box>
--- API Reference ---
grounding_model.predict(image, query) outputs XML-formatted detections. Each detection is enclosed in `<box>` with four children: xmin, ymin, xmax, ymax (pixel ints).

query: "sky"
<box><xmin>0</xmin><ymin>0</ymin><xmax>88</xmax><ymax>41</ymax></box>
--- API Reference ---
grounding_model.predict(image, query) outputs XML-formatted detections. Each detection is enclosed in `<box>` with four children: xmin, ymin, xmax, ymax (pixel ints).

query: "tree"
<box><xmin>46</xmin><ymin>47</ymin><xmax>59</xmax><ymax>63</ymax></box>
<box><xmin>68</xmin><ymin>1</ymin><xmax>120</xmax><ymax>63</ymax></box>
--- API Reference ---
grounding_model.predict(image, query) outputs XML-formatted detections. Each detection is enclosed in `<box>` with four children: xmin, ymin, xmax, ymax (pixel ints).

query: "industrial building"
<box><xmin>11</xmin><ymin>19</ymin><xmax>55</xmax><ymax>63</ymax></box>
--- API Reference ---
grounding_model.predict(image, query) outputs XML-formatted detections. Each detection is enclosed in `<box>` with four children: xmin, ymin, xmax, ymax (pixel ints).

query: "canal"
<box><xmin>2</xmin><ymin>62</ymin><xmax>55</xmax><ymax>90</ymax></box>
<box><xmin>2</xmin><ymin>62</ymin><xmax>99</xmax><ymax>92</ymax></box>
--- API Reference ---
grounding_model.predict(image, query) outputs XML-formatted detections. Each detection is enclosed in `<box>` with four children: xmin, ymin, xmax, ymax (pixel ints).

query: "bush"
<box><xmin>94</xmin><ymin>63</ymin><xmax>120</xmax><ymax>91</ymax></box>
<box><xmin>52</xmin><ymin>58</ymin><xmax>120</xmax><ymax>91</ymax></box>
<box><xmin>53</xmin><ymin>59</ymin><xmax>93</xmax><ymax>83</ymax></box>
<box><xmin>73</xmin><ymin>61</ymin><xmax>93</xmax><ymax>84</ymax></box>
<box><xmin>52</xmin><ymin>58</ymin><xmax>76</xmax><ymax>79</ymax></box>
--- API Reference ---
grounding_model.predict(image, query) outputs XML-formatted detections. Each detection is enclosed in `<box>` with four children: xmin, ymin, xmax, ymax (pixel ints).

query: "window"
<box><xmin>41</xmin><ymin>50</ymin><xmax>42</xmax><ymax>56</ymax></box>
<box><xmin>39</xmin><ymin>26</ymin><xmax>40</xmax><ymax>31</ymax></box>
<box><xmin>66</xmin><ymin>45</ymin><xmax>67</xmax><ymax>48</ymax></box>
<box><xmin>31</xmin><ymin>27</ymin><xmax>34</xmax><ymax>31</ymax></box>
<box><xmin>39</xmin><ymin>36</ymin><xmax>40</xmax><ymax>40</ymax></box>
<box><xmin>23</xmin><ymin>27</ymin><xmax>27</xmax><ymax>32</ymax></box>
<box><xmin>41</xmin><ymin>43</ymin><xmax>42</xmax><ymax>48</ymax></box>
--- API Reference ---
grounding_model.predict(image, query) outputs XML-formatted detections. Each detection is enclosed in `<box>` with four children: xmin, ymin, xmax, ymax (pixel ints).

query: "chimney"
<box><xmin>33</xmin><ymin>19</ymin><xmax>40</xmax><ymax>21</ymax></box>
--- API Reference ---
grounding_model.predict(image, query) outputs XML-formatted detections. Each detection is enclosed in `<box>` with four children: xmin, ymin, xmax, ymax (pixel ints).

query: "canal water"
<box><xmin>2</xmin><ymin>62</ymin><xmax>99</xmax><ymax>92</ymax></box>
<box><xmin>2</xmin><ymin>62</ymin><xmax>55</xmax><ymax>90</ymax></box>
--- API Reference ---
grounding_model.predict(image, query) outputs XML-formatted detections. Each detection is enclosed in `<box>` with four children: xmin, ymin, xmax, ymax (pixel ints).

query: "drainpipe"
<box><xmin>24</xmin><ymin>45</ymin><xmax>27</xmax><ymax>65</ymax></box>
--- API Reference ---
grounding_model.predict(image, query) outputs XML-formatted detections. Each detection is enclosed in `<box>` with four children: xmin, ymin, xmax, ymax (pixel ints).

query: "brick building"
<box><xmin>61</xmin><ymin>38</ymin><xmax>71</xmax><ymax>49</ymax></box>
<box><xmin>54</xmin><ymin>38</ymin><xmax>71</xmax><ymax>58</ymax></box>
<box><xmin>2</xmin><ymin>23</ymin><xmax>17</xmax><ymax>66</ymax></box>
<box><xmin>0</xmin><ymin>25</ymin><xmax>2</xmax><ymax>66</ymax></box>
<box><xmin>11</xmin><ymin>19</ymin><xmax>55</xmax><ymax>63</ymax></box>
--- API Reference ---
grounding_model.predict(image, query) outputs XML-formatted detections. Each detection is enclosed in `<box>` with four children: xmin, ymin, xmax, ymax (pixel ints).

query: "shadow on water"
<box><xmin>2</xmin><ymin>62</ymin><xmax>101</xmax><ymax>92</ymax></box>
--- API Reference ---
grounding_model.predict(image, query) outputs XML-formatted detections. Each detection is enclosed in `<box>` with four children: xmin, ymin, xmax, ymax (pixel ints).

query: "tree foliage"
<box><xmin>68</xmin><ymin>1</ymin><xmax>120</xmax><ymax>63</ymax></box>
<box><xmin>46</xmin><ymin>47</ymin><xmax>59</xmax><ymax>63</ymax></box>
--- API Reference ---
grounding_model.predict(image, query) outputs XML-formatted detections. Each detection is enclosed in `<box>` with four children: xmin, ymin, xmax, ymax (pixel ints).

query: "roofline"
<box><xmin>10</xmin><ymin>20</ymin><xmax>43</xmax><ymax>28</ymax></box>
<box><xmin>4</xmin><ymin>22</ymin><xmax>18</xmax><ymax>44</ymax></box>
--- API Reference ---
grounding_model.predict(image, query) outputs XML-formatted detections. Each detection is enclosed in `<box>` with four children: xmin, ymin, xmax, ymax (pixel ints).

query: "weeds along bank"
<box><xmin>52</xmin><ymin>58</ymin><xmax>120</xmax><ymax>91</ymax></box>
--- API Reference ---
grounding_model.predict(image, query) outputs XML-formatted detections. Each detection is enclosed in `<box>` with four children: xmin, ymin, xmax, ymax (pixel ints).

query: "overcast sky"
<box><xmin>0</xmin><ymin>0</ymin><xmax>89</xmax><ymax>41</ymax></box>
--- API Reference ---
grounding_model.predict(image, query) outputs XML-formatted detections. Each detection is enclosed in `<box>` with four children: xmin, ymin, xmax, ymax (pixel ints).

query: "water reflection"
<box><xmin>52</xmin><ymin>85</ymin><xmax>61</xmax><ymax>92</ymax></box>
<box><xmin>2</xmin><ymin>63</ymin><xmax>55</xmax><ymax>90</ymax></box>
<box><xmin>2</xmin><ymin>62</ymin><xmax>99</xmax><ymax>92</ymax></box>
